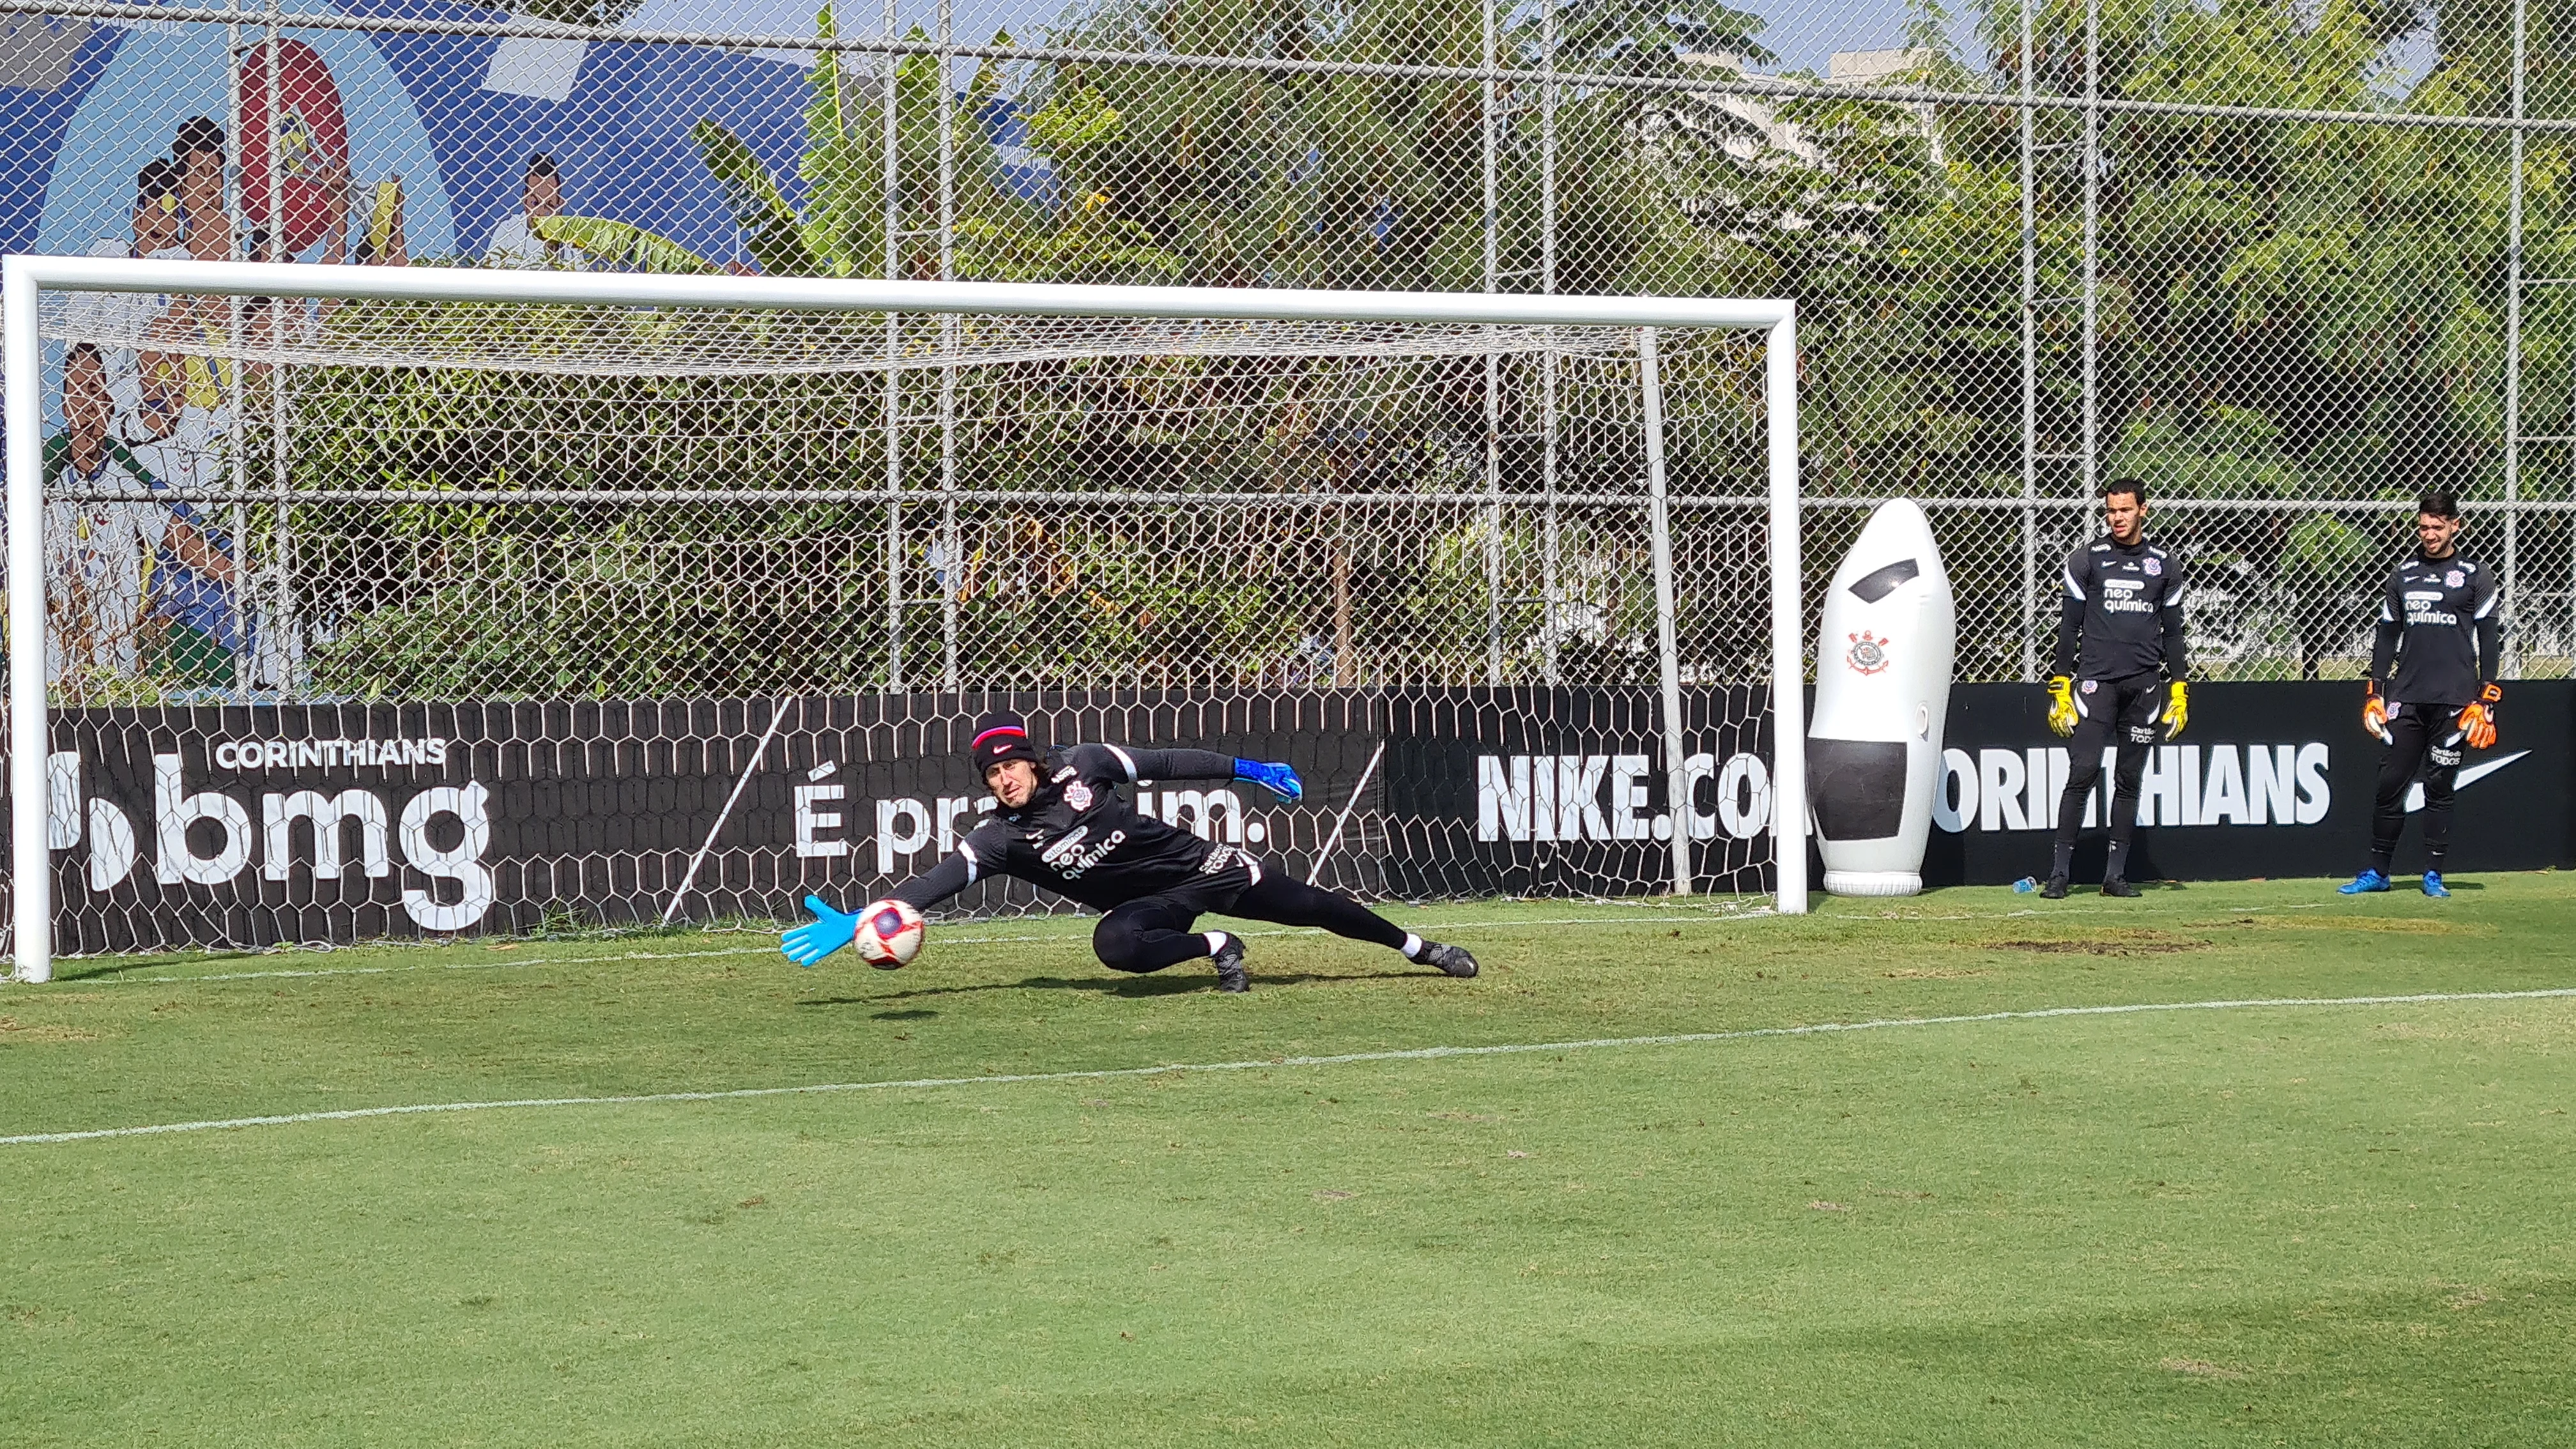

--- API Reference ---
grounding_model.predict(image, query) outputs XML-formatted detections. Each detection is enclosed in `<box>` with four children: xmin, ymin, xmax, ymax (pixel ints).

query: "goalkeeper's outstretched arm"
<box><xmin>1074</xmin><ymin>743</ymin><xmax>1303</xmax><ymax>803</ymax></box>
<box><xmin>782</xmin><ymin>824</ymin><xmax>997</xmax><ymax>967</ymax></box>
<box><xmin>888</xmin><ymin>823</ymin><xmax>1010</xmax><ymax>911</ymax></box>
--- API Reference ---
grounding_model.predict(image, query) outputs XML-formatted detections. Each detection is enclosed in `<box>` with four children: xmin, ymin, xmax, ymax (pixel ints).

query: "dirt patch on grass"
<box><xmin>1984</xmin><ymin>930</ymin><xmax>2209</xmax><ymax>957</ymax></box>
<box><xmin>2222</xmin><ymin>914</ymin><xmax>2490</xmax><ymax>937</ymax></box>
<box><xmin>1883</xmin><ymin>967</ymin><xmax>1989</xmax><ymax>979</ymax></box>
<box><xmin>2159</xmin><ymin>1357</ymin><xmax>2248</xmax><ymax>1379</ymax></box>
<box><xmin>0</xmin><ymin>1017</ymin><xmax>101</xmax><ymax>1044</ymax></box>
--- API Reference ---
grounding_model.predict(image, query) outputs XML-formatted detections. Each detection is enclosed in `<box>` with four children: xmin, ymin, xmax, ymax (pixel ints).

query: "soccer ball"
<box><xmin>855</xmin><ymin>898</ymin><xmax>926</xmax><ymax>969</ymax></box>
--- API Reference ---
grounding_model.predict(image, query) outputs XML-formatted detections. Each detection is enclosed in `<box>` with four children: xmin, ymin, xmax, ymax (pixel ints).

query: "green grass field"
<box><xmin>4</xmin><ymin>875</ymin><xmax>2575</xmax><ymax>1446</ymax></box>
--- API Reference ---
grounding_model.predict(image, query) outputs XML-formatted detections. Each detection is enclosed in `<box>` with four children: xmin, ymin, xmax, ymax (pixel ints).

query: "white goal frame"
<box><xmin>3</xmin><ymin>256</ymin><xmax>1805</xmax><ymax>981</ymax></box>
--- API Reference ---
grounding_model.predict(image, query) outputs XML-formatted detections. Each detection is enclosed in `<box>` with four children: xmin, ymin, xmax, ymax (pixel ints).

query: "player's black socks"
<box><xmin>2050</xmin><ymin>839</ymin><xmax>2074</xmax><ymax>881</ymax></box>
<box><xmin>2103</xmin><ymin>839</ymin><xmax>2131</xmax><ymax>883</ymax></box>
<box><xmin>2368</xmin><ymin>840</ymin><xmax>2397</xmax><ymax>875</ymax></box>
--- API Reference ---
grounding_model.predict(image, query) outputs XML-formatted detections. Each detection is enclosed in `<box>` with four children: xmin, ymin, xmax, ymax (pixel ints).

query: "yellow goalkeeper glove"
<box><xmin>2458</xmin><ymin>683</ymin><xmax>2501</xmax><ymax>751</ymax></box>
<box><xmin>2163</xmin><ymin>680</ymin><xmax>2189</xmax><ymax>740</ymax></box>
<box><xmin>2045</xmin><ymin>675</ymin><xmax>2077</xmax><ymax>739</ymax></box>
<box><xmin>2362</xmin><ymin>681</ymin><xmax>2390</xmax><ymax>743</ymax></box>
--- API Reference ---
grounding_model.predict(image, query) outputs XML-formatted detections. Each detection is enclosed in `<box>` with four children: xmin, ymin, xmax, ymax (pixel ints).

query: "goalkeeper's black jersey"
<box><xmin>893</xmin><ymin>743</ymin><xmax>1247</xmax><ymax>912</ymax></box>
<box><xmin>2055</xmin><ymin>534</ymin><xmax>2189</xmax><ymax>682</ymax></box>
<box><xmin>2372</xmin><ymin>549</ymin><xmax>2501</xmax><ymax>707</ymax></box>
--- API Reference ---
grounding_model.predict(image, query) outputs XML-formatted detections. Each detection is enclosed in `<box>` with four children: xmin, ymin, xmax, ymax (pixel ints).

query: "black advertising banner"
<box><xmin>28</xmin><ymin>696</ymin><xmax>1365</xmax><ymax>953</ymax></box>
<box><xmin>24</xmin><ymin>691</ymin><xmax>1778</xmax><ymax>953</ymax></box>
<box><xmin>1922</xmin><ymin>681</ymin><xmax>2576</xmax><ymax>886</ymax></box>
<box><xmin>1381</xmin><ymin>685</ymin><xmax>1775</xmax><ymax>899</ymax></box>
<box><xmin>12</xmin><ymin>682</ymin><xmax>2565</xmax><ymax>951</ymax></box>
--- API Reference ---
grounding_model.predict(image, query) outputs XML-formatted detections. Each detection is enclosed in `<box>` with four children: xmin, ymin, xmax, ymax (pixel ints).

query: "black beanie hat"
<box><xmin>969</xmin><ymin>710</ymin><xmax>1042</xmax><ymax>774</ymax></box>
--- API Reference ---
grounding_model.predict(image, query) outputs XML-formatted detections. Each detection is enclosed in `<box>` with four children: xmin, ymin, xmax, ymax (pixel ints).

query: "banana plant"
<box><xmin>528</xmin><ymin>213</ymin><xmax>717</xmax><ymax>273</ymax></box>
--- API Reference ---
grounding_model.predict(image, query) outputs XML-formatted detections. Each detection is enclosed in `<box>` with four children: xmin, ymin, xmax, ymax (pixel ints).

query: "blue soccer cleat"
<box><xmin>2338</xmin><ymin>869</ymin><xmax>2391</xmax><ymax>895</ymax></box>
<box><xmin>2422</xmin><ymin>871</ymin><xmax>2451</xmax><ymax>899</ymax></box>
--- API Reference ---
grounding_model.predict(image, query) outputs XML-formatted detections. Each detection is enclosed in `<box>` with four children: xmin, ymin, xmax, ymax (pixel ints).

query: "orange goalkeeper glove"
<box><xmin>2363</xmin><ymin>681</ymin><xmax>2390</xmax><ymax>743</ymax></box>
<box><xmin>2457</xmin><ymin>683</ymin><xmax>2501</xmax><ymax>751</ymax></box>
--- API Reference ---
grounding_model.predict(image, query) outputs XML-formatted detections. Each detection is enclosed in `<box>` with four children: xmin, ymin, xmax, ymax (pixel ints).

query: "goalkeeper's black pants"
<box><xmin>2369</xmin><ymin>705</ymin><xmax>2464</xmax><ymax>874</ymax></box>
<box><xmin>1092</xmin><ymin>871</ymin><xmax>1407</xmax><ymax>974</ymax></box>
<box><xmin>2049</xmin><ymin>671</ymin><xmax>2159</xmax><ymax>882</ymax></box>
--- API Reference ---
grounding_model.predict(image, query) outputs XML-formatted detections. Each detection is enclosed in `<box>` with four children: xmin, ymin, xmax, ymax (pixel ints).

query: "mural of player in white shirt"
<box><xmin>36</xmin><ymin>344</ymin><xmax>236</xmax><ymax>689</ymax></box>
<box><xmin>484</xmin><ymin>153</ymin><xmax>576</xmax><ymax>269</ymax></box>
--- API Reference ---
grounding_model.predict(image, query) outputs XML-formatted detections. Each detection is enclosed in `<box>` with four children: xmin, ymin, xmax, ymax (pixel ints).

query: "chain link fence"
<box><xmin>1</xmin><ymin>0</ymin><xmax>2571</xmax><ymax>949</ymax></box>
<box><xmin>3</xmin><ymin>0</ymin><xmax>2572</xmax><ymax>694</ymax></box>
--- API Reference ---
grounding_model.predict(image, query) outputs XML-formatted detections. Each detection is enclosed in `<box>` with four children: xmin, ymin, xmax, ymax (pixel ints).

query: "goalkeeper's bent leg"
<box><xmin>1228</xmin><ymin>873</ymin><xmax>1413</xmax><ymax>954</ymax></box>
<box><xmin>1092</xmin><ymin>896</ymin><xmax>1213</xmax><ymax>974</ymax></box>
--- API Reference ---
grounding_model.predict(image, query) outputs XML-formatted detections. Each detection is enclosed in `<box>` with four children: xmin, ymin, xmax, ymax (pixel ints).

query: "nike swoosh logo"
<box><xmin>2404</xmin><ymin>750</ymin><xmax>2529</xmax><ymax>813</ymax></box>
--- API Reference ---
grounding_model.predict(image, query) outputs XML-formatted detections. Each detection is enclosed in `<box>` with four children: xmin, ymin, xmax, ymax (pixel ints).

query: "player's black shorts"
<box><xmin>2073</xmin><ymin>671</ymin><xmax>2165</xmax><ymax>747</ymax></box>
<box><xmin>1128</xmin><ymin>843</ymin><xmax>1265</xmax><ymax>917</ymax></box>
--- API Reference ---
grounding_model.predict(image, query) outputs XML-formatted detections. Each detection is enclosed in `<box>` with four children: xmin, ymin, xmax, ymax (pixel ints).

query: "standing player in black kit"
<box><xmin>2038</xmin><ymin>479</ymin><xmax>2190</xmax><ymax>899</ymax></box>
<box><xmin>2340</xmin><ymin>491</ymin><xmax>2503</xmax><ymax>899</ymax></box>
<box><xmin>781</xmin><ymin>711</ymin><xmax>1480</xmax><ymax>992</ymax></box>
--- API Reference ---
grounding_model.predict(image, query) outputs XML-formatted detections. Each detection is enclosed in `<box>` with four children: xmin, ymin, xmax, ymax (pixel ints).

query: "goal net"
<box><xmin>4</xmin><ymin>260</ymin><xmax>1803</xmax><ymax>979</ymax></box>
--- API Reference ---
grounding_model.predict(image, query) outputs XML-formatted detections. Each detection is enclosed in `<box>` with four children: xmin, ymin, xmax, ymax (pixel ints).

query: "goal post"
<box><xmin>4</xmin><ymin>256</ymin><xmax>1806</xmax><ymax>983</ymax></box>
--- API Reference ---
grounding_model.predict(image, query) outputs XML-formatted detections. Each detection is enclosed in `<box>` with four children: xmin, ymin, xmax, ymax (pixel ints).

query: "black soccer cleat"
<box><xmin>2039</xmin><ymin>875</ymin><xmax>2070</xmax><ymax>900</ymax></box>
<box><xmin>1417</xmin><ymin>940</ymin><xmax>1479</xmax><ymax>978</ymax></box>
<box><xmin>2100</xmin><ymin>877</ymin><xmax>2142</xmax><ymax>898</ymax></box>
<box><xmin>1211</xmin><ymin>933</ymin><xmax>1250</xmax><ymax>993</ymax></box>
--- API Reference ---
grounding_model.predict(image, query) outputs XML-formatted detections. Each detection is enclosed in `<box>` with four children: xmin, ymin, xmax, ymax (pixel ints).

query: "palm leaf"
<box><xmin>691</xmin><ymin>119</ymin><xmax>824</xmax><ymax>276</ymax></box>
<box><xmin>532</xmin><ymin>215</ymin><xmax>718</xmax><ymax>273</ymax></box>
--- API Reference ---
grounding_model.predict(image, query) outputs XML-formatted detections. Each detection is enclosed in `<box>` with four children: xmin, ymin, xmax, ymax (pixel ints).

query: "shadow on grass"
<box><xmin>56</xmin><ymin>950</ymin><xmax>280</xmax><ymax>982</ymax></box>
<box><xmin>797</xmin><ymin>968</ymin><xmax>1430</xmax><ymax>1006</ymax></box>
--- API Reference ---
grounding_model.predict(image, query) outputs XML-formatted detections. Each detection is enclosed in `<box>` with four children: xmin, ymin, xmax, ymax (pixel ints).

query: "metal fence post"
<box><xmin>938</xmin><ymin>0</ymin><xmax>961</xmax><ymax>692</ymax></box>
<box><xmin>2505</xmin><ymin>0</ymin><xmax>2527</xmax><ymax>677</ymax></box>
<box><xmin>2082</xmin><ymin>0</ymin><xmax>2100</xmax><ymax>502</ymax></box>
<box><xmin>1540</xmin><ymin>0</ymin><xmax>1561</xmax><ymax>687</ymax></box>
<box><xmin>1482</xmin><ymin>0</ymin><xmax>1504</xmax><ymax>687</ymax></box>
<box><xmin>882</xmin><ymin>0</ymin><xmax>905</xmax><ymax>691</ymax></box>
<box><xmin>2020</xmin><ymin>0</ymin><xmax>2039</xmax><ymax>684</ymax></box>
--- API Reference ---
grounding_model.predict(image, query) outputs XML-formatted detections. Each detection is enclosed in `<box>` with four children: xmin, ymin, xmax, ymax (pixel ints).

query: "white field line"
<box><xmin>74</xmin><ymin>910</ymin><xmax>1773</xmax><ymax>987</ymax></box>
<box><xmin>8</xmin><ymin>985</ymin><xmax>2570</xmax><ymax>1148</ymax></box>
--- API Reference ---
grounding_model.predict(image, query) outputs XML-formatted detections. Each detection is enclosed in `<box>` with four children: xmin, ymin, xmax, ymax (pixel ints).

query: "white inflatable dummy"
<box><xmin>1807</xmin><ymin>498</ymin><xmax>1956</xmax><ymax>896</ymax></box>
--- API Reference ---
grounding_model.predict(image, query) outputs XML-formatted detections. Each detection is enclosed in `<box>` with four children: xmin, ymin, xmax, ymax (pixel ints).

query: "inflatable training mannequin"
<box><xmin>1807</xmin><ymin>499</ymin><xmax>1957</xmax><ymax>896</ymax></box>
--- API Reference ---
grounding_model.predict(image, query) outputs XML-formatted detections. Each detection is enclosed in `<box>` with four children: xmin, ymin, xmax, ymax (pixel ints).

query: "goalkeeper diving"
<box><xmin>779</xmin><ymin>711</ymin><xmax>1481</xmax><ymax>992</ymax></box>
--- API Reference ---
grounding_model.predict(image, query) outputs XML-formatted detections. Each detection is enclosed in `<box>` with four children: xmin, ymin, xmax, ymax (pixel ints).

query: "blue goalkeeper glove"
<box><xmin>1233</xmin><ymin>758</ymin><xmax>1303</xmax><ymax>803</ymax></box>
<box><xmin>781</xmin><ymin>894</ymin><xmax>859</xmax><ymax>968</ymax></box>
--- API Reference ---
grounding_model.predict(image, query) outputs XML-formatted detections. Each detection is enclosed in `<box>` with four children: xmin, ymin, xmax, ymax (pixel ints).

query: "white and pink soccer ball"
<box><xmin>857</xmin><ymin>898</ymin><xmax>926</xmax><ymax>969</ymax></box>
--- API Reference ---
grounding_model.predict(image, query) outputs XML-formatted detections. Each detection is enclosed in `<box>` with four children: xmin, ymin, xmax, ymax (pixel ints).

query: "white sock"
<box><xmin>1204</xmin><ymin>931</ymin><xmax>1230</xmax><ymax>955</ymax></box>
<box><xmin>1401</xmin><ymin>932</ymin><xmax>1423</xmax><ymax>960</ymax></box>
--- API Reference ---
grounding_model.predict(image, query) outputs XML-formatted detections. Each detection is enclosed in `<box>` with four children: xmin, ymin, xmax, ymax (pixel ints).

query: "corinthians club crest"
<box><xmin>1845</xmin><ymin>631</ymin><xmax>1892</xmax><ymax>675</ymax></box>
